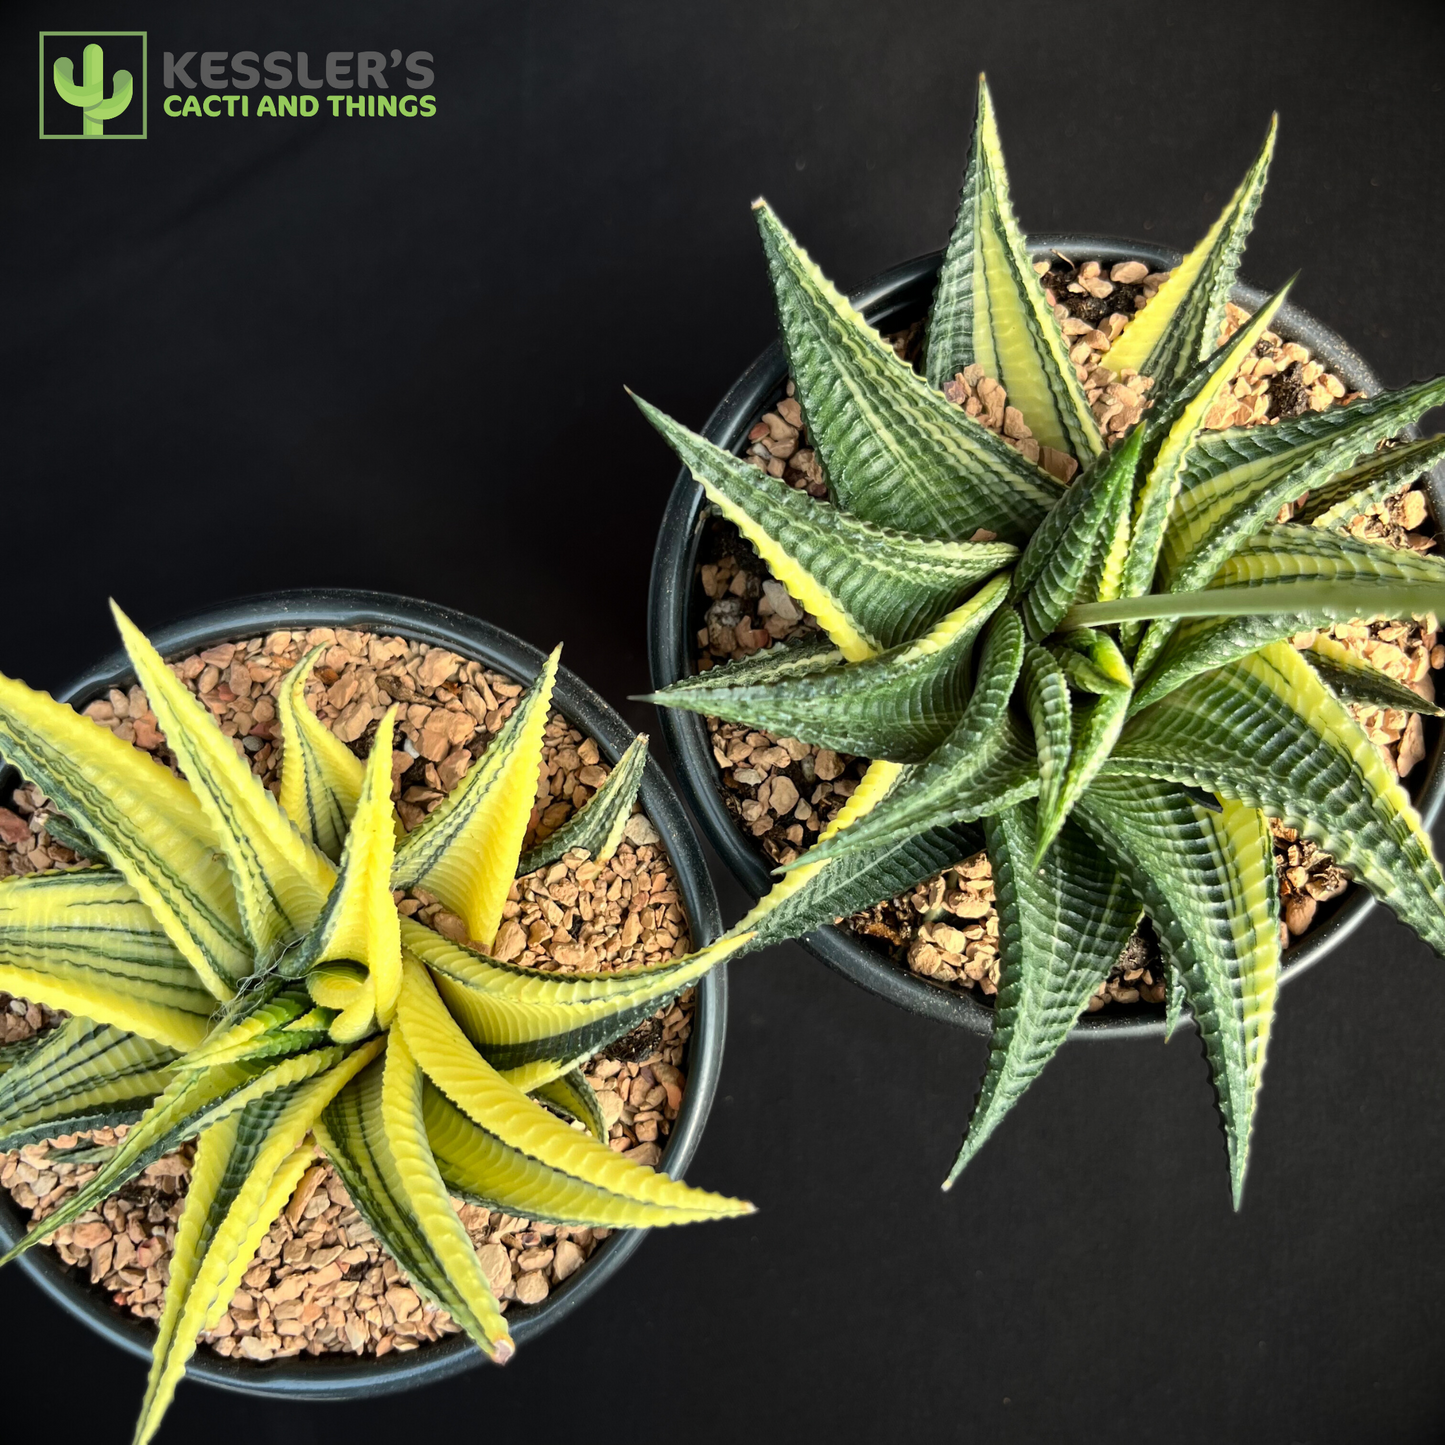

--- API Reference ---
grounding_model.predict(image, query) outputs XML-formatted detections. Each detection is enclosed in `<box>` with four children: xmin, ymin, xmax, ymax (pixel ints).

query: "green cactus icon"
<box><xmin>53</xmin><ymin>43</ymin><xmax>132</xmax><ymax>135</ymax></box>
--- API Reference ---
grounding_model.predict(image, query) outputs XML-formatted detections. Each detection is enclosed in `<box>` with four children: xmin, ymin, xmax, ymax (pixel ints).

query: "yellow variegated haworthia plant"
<box><xmin>639</xmin><ymin>77</ymin><xmax>1445</xmax><ymax>1206</ymax></box>
<box><xmin>0</xmin><ymin>605</ymin><xmax>751</xmax><ymax>1444</ymax></box>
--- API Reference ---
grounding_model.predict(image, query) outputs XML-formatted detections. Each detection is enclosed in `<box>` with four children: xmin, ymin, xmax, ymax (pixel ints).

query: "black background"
<box><xmin>4</xmin><ymin>2</ymin><xmax>1445</xmax><ymax>1442</ymax></box>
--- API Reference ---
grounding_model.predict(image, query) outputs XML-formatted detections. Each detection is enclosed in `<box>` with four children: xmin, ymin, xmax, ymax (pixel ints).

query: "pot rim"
<box><xmin>0</xmin><ymin>587</ymin><xmax>730</xmax><ymax>1399</ymax></box>
<box><xmin>647</xmin><ymin>234</ymin><xmax>1445</xmax><ymax>1040</ymax></box>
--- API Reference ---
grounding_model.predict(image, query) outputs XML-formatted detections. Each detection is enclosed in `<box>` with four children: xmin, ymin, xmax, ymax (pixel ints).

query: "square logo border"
<box><xmin>39</xmin><ymin>31</ymin><xmax>148</xmax><ymax>139</ymax></box>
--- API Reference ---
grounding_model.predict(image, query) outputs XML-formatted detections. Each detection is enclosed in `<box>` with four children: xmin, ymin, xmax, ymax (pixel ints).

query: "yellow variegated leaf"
<box><xmin>0</xmin><ymin>670</ymin><xmax>248</xmax><ymax>998</ymax></box>
<box><xmin>112</xmin><ymin>604</ymin><xmax>337</xmax><ymax>969</ymax></box>
<box><xmin>285</xmin><ymin>710</ymin><xmax>403</xmax><ymax>1025</ymax></box>
<box><xmin>316</xmin><ymin>1044</ymin><xmax>514</xmax><ymax>1362</ymax></box>
<box><xmin>517</xmin><ymin>733</ymin><xmax>649</xmax><ymax>876</ymax></box>
<box><xmin>396</xmin><ymin>953</ymin><xmax>751</xmax><ymax>1220</ymax></box>
<box><xmin>400</xmin><ymin>915</ymin><xmax>747</xmax><ymax>1078</ymax></box>
<box><xmin>1106</xmin><ymin>117</ymin><xmax>1277</xmax><ymax>383</ymax></box>
<box><xmin>530</xmin><ymin>1066</ymin><xmax>608</xmax><ymax>1143</ymax></box>
<box><xmin>0</xmin><ymin>1019</ymin><xmax>179</xmax><ymax>1152</ymax></box>
<box><xmin>277</xmin><ymin>644</ymin><xmax>368</xmax><ymax>860</ymax></box>
<box><xmin>133</xmin><ymin>1040</ymin><xmax>381</xmax><ymax>1445</ymax></box>
<box><xmin>424</xmin><ymin>1079</ymin><xmax>722</xmax><ymax>1225</ymax></box>
<box><xmin>0</xmin><ymin>869</ymin><xmax>214</xmax><ymax>1051</ymax></box>
<box><xmin>1118</xmin><ymin>286</ymin><xmax>1291</xmax><ymax>607</ymax></box>
<box><xmin>391</xmin><ymin>650</ymin><xmax>559</xmax><ymax>950</ymax></box>
<box><xmin>0</xmin><ymin>1042</ymin><xmax>345</xmax><ymax>1266</ymax></box>
<box><xmin>925</xmin><ymin>77</ymin><xmax>1102</xmax><ymax>459</ymax></box>
<box><xmin>380</xmin><ymin>1030</ymin><xmax>514</xmax><ymax>1347</ymax></box>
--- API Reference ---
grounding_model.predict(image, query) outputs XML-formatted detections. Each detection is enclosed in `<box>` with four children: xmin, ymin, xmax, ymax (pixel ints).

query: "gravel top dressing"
<box><xmin>692</xmin><ymin>258</ymin><xmax>1442</xmax><ymax>1012</ymax></box>
<box><xmin>0</xmin><ymin>626</ymin><xmax>697</xmax><ymax>1362</ymax></box>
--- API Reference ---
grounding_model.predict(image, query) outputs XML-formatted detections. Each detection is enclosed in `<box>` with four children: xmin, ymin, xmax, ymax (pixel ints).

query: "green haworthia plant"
<box><xmin>0</xmin><ymin>607</ymin><xmax>752</xmax><ymax>1443</ymax></box>
<box><xmin>638</xmin><ymin>76</ymin><xmax>1445</xmax><ymax>1206</ymax></box>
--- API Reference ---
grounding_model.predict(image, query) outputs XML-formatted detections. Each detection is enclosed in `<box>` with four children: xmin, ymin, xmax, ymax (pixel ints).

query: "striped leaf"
<box><xmin>1076</xmin><ymin>781</ymin><xmax>1279</xmax><ymax>1208</ymax></box>
<box><xmin>778</xmin><ymin>609</ymin><xmax>1037</xmax><ymax>872</ymax></box>
<box><xmin>113</xmin><ymin>604</ymin><xmax>336</xmax><ymax>970</ymax></box>
<box><xmin>1303</xmin><ymin>633</ymin><xmax>1444</xmax><ymax>717</ymax></box>
<box><xmin>401</xmin><ymin>916</ymin><xmax>747</xmax><ymax>1080</ymax></box>
<box><xmin>317</xmin><ymin>1048</ymin><xmax>515</xmax><ymax>1364</ymax></box>
<box><xmin>134</xmin><ymin>1041</ymin><xmax>381</xmax><ymax>1445</ymax></box>
<box><xmin>0</xmin><ymin>1042</ymin><xmax>345</xmax><ymax>1265</ymax></box>
<box><xmin>282</xmin><ymin>710</ymin><xmax>403</xmax><ymax>1029</ymax></box>
<box><xmin>1105</xmin><ymin>118</ymin><xmax>1277</xmax><ymax>388</ymax></box>
<box><xmin>1165</xmin><ymin>958</ymin><xmax>1188</xmax><ymax>1039</ymax></box>
<box><xmin>1013</xmin><ymin>426</ymin><xmax>1145</xmax><ymax>640</ymax></box>
<box><xmin>391</xmin><ymin>650</ymin><xmax>558</xmax><ymax>951</ymax></box>
<box><xmin>427</xmin><ymin>1079</ymin><xmax>671</xmax><ymax>1219</ymax></box>
<box><xmin>751</xmin><ymin>199</ymin><xmax>1063</xmax><ymax>544</ymax></box>
<box><xmin>178</xmin><ymin>980</ymin><xmax>331</xmax><ymax>1072</ymax></box>
<box><xmin>1157</xmin><ymin>376</ymin><xmax>1445</xmax><ymax>597</ymax></box>
<box><xmin>428</xmin><ymin>1075</ymin><xmax>719</xmax><ymax>1228</ymax></box>
<box><xmin>1050</xmin><ymin>627</ymin><xmax>1133</xmax><ymax>696</ymax></box>
<box><xmin>530</xmin><ymin>1066</ymin><xmax>608</xmax><ymax>1144</ymax></box>
<box><xmin>0</xmin><ymin>668</ymin><xmax>249</xmax><ymax>998</ymax></box>
<box><xmin>1117</xmin><ymin>285</ymin><xmax>1292</xmax><ymax>615</ymax></box>
<box><xmin>733</xmin><ymin>815</ymin><xmax>984</xmax><ymax>955</ymax></box>
<box><xmin>395</xmin><ymin>952</ymin><xmax>752</xmax><ymax>1220</ymax></box>
<box><xmin>1107</xmin><ymin>642</ymin><xmax>1445</xmax><ymax>955</ymax></box>
<box><xmin>517</xmin><ymin>733</ymin><xmax>650</xmax><ymax>876</ymax></box>
<box><xmin>723</xmin><ymin>758</ymin><xmax>972</xmax><ymax>950</ymax></box>
<box><xmin>636</xmin><ymin>394</ymin><xmax>1018</xmax><ymax>657</ymax></box>
<box><xmin>1034</xmin><ymin>631</ymin><xmax>1132</xmax><ymax>862</ymax></box>
<box><xmin>0</xmin><ymin>868</ymin><xmax>215</xmax><ymax>1050</ymax></box>
<box><xmin>0</xmin><ymin>1033</ymin><xmax>44</xmax><ymax>1078</ymax></box>
<box><xmin>0</xmin><ymin>1018</ymin><xmax>178</xmax><ymax>1152</ymax></box>
<box><xmin>277</xmin><ymin>644</ymin><xmax>367</xmax><ymax>861</ymax></box>
<box><xmin>944</xmin><ymin>805</ymin><xmax>1140</xmax><ymax>1185</ymax></box>
<box><xmin>424</xmin><ymin>1075</ymin><xmax>723</xmax><ymax>1225</ymax></box>
<box><xmin>646</xmin><ymin>578</ymin><xmax>1007</xmax><ymax>763</ymax></box>
<box><xmin>1297</xmin><ymin>435</ymin><xmax>1445</xmax><ymax>530</ymax></box>
<box><xmin>923</xmin><ymin>76</ymin><xmax>1102</xmax><ymax>459</ymax></box>
<box><xmin>1131</xmin><ymin>526</ymin><xmax>1445</xmax><ymax>689</ymax></box>
<box><xmin>1020</xmin><ymin>642</ymin><xmax>1072</xmax><ymax>850</ymax></box>
<box><xmin>1134</xmin><ymin>598</ymin><xmax>1445</xmax><ymax>715</ymax></box>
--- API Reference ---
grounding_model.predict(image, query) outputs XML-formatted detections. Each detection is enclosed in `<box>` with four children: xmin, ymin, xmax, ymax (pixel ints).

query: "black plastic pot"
<box><xmin>0</xmin><ymin>588</ymin><xmax>731</xmax><ymax>1399</ymax></box>
<box><xmin>648</xmin><ymin>236</ymin><xmax>1445</xmax><ymax>1039</ymax></box>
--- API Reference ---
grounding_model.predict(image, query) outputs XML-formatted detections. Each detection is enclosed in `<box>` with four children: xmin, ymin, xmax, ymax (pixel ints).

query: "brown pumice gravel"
<box><xmin>0</xmin><ymin>627</ymin><xmax>699</xmax><ymax>1361</ymax></box>
<box><xmin>691</xmin><ymin>261</ymin><xmax>1442</xmax><ymax>1009</ymax></box>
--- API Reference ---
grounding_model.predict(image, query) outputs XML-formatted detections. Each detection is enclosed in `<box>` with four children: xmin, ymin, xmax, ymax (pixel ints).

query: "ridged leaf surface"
<box><xmin>396</xmin><ymin>953</ymin><xmax>751</xmax><ymax>1219</ymax></box>
<box><xmin>1076</xmin><ymin>781</ymin><xmax>1279</xmax><ymax>1207</ymax></box>
<box><xmin>1108</xmin><ymin>642</ymin><xmax>1445</xmax><ymax>954</ymax></box>
<box><xmin>945</xmin><ymin>805</ymin><xmax>1139</xmax><ymax>1185</ymax></box>
<box><xmin>134</xmin><ymin>1042</ymin><xmax>380</xmax><ymax>1445</ymax></box>
<box><xmin>649</xmin><ymin>578</ymin><xmax>1007</xmax><ymax>762</ymax></box>
<box><xmin>0</xmin><ymin>669</ymin><xmax>249</xmax><ymax>997</ymax></box>
<box><xmin>1296</xmin><ymin>434</ymin><xmax>1445</xmax><ymax>530</ymax></box>
<box><xmin>1105</xmin><ymin>119</ymin><xmax>1276</xmax><ymax>388</ymax></box>
<box><xmin>0</xmin><ymin>868</ymin><xmax>214</xmax><ymax>1050</ymax></box>
<box><xmin>277</xmin><ymin>644</ymin><xmax>368</xmax><ymax>861</ymax></box>
<box><xmin>922</xmin><ymin>77</ymin><xmax>1101</xmax><ymax>459</ymax></box>
<box><xmin>317</xmin><ymin>1046</ymin><xmax>514</xmax><ymax>1364</ymax></box>
<box><xmin>114</xmin><ymin>604</ymin><xmax>336</xmax><ymax>970</ymax></box>
<box><xmin>638</xmin><ymin>394</ymin><xmax>1017</xmax><ymax>657</ymax></box>
<box><xmin>782</xmin><ymin>610</ymin><xmax>1037</xmax><ymax>870</ymax></box>
<box><xmin>392</xmin><ymin>650</ymin><xmax>558</xmax><ymax>951</ymax></box>
<box><xmin>752</xmin><ymin>199</ymin><xmax>1063</xmax><ymax>543</ymax></box>
<box><xmin>516</xmin><ymin>733</ymin><xmax>650</xmax><ymax>875</ymax></box>
<box><xmin>0</xmin><ymin>1017</ymin><xmax>178</xmax><ymax>1152</ymax></box>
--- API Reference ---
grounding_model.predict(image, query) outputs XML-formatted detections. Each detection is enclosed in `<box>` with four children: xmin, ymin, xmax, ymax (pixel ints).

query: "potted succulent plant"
<box><xmin>0</xmin><ymin>590</ymin><xmax>749</xmax><ymax>1438</ymax></box>
<box><xmin>642</xmin><ymin>79</ymin><xmax>1445</xmax><ymax>1201</ymax></box>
